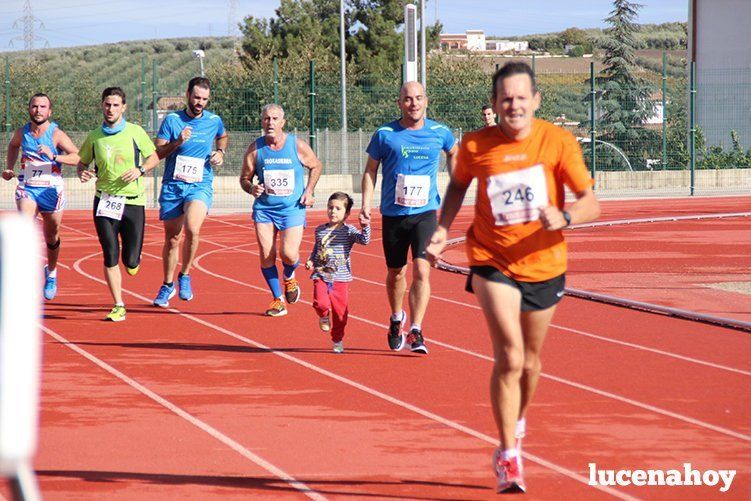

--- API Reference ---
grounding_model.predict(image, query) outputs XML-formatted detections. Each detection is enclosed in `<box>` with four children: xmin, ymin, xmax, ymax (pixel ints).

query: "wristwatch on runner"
<box><xmin>562</xmin><ymin>210</ymin><xmax>572</xmax><ymax>227</ymax></box>
<box><xmin>138</xmin><ymin>165</ymin><xmax>146</xmax><ymax>176</ymax></box>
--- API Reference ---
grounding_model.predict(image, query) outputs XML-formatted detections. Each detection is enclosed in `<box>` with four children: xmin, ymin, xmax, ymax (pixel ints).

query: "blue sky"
<box><xmin>0</xmin><ymin>0</ymin><xmax>688</xmax><ymax>51</ymax></box>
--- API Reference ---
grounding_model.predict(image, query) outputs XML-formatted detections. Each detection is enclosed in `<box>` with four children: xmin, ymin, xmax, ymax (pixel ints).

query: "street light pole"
<box><xmin>340</xmin><ymin>0</ymin><xmax>348</xmax><ymax>172</ymax></box>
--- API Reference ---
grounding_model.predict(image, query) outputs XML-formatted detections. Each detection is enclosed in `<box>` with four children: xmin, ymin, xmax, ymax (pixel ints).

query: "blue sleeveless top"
<box><xmin>253</xmin><ymin>134</ymin><xmax>305</xmax><ymax>213</ymax></box>
<box><xmin>19</xmin><ymin>122</ymin><xmax>61</xmax><ymax>185</ymax></box>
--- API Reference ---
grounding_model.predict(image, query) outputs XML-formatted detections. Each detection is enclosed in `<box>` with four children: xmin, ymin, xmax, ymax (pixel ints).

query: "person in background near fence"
<box><xmin>360</xmin><ymin>81</ymin><xmax>458</xmax><ymax>355</ymax></box>
<box><xmin>482</xmin><ymin>104</ymin><xmax>497</xmax><ymax>128</ymax></box>
<box><xmin>77</xmin><ymin>87</ymin><xmax>160</xmax><ymax>322</ymax></box>
<box><xmin>240</xmin><ymin>103</ymin><xmax>322</xmax><ymax>317</ymax></box>
<box><xmin>3</xmin><ymin>93</ymin><xmax>80</xmax><ymax>301</ymax></box>
<box><xmin>152</xmin><ymin>77</ymin><xmax>228</xmax><ymax>307</ymax></box>
<box><xmin>426</xmin><ymin>62</ymin><xmax>600</xmax><ymax>493</ymax></box>
<box><xmin>305</xmin><ymin>192</ymin><xmax>371</xmax><ymax>353</ymax></box>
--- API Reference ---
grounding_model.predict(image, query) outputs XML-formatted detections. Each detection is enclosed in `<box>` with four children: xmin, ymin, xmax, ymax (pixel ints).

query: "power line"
<box><xmin>9</xmin><ymin>0</ymin><xmax>49</xmax><ymax>52</ymax></box>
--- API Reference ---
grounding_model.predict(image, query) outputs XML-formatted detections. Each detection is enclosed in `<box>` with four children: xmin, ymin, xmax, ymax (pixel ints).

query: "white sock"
<box><xmin>115</xmin><ymin>302</ymin><xmax>125</xmax><ymax>307</ymax></box>
<box><xmin>47</xmin><ymin>267</ymin><xmax>57</xmax><ymax>278</ymax></box>
<box><xmin>502</xmin><ymin>448</ymin><xmax>518</xmax><ymax>460</ymax></box>
<box><xmin>410</xmin><ymin>323</ymin><xmax>421</xmax><ymax>332</ymax></box>
<box><xmin>515</xmin><ymin>417</ymin><xmax>526</xmax><ymax>438</ymax></box>
<box><xmin>391</xmin><ymin>311</ymin><xmax>405</xmax><ymax>323</ymax></box>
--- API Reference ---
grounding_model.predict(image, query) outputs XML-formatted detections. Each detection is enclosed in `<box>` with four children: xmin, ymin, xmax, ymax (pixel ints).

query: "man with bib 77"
<box><xmin>427</xmin><ymin>62</ymin><xmax>600</xmax><ymax>493</ymax></box>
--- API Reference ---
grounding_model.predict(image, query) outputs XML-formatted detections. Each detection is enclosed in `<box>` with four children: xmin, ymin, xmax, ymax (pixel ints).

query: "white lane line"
<box><xmin>67</xmin><ymin>252</ymin><xmax>634</xmax><ymax>501</ymax></box>
<box><xmin>41</xmin><ymin>322</ymin><xmax>327</xmax><ymax>501</ymax></box>
<box><xmin>194</xmin><ymin>231</ymin><xmax>751</xmax><ymax>378</ymax></box>
<box><xmin>192</xmin><ymin>245</ymin><xmax>751</xmax><ymax>444</ymax></box>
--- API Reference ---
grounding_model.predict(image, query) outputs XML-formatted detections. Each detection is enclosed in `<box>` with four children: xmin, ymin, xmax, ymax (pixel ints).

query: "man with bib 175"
<box><xmin>77</xmin><ymin>87</ymin><xmax>160</xmax><ymax>322</ymax></box>
<box><xmin>152</xmin><ymin>77</ymin><xmax>228</xmax><ymax>308</ymax></box>
<box><xmin>239</xmin><ymin>104</ymin><xmax>322</xmax><ymax>317</ymax></box>
<box><xmin>360</xmin><ymin>81</ymin><xmax>458</xmax><ymax>355</ymax></box>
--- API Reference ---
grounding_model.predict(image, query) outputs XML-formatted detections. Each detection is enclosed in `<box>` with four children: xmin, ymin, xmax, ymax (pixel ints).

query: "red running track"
<box><xmin>2</xmin><ymin>195</ymin><xmax>749</xmax><ymax>500</ymax></box>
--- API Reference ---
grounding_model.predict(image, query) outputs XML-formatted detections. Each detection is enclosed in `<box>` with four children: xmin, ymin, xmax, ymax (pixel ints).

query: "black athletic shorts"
<box><xmin>467</xmin><ymin>265</ymin><xmax>566</xmax><ymax>311</ymax></box>
<box><xmin>381</xmin><ymin>210</ymin><xmax>437</xmax><ymax>269</ymax></box>
<box><xmin>93</xmin><ymin>196</ymin><xmax>145</xmax><ymax>269</ymax></box>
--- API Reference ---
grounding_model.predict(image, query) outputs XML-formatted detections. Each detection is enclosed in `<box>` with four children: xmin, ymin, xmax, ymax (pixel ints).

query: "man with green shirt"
<box><xmin>77</xmin><ymin>87</ymin><xmax>159</xmax><ymax>322</ymax></box>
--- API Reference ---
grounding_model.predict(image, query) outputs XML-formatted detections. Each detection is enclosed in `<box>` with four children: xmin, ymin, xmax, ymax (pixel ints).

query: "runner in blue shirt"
<box><xmin>3</xmin><ymin>93</ymin><xmax>80</xmax><ymax>301</ymax></box>
<box><xmin>152</xmin><ymin>77</ymin><xmax>228</xmax><ymax>307</ymax></box>
<box><xmin>240</xmin><ymin>103</ymin><xmax>322</xmax><ymax>317</ymax></box>
<box><xmin>360</xmin><ymin>81</ymin><xmax>458</xmax><ymax>354</ymax></box>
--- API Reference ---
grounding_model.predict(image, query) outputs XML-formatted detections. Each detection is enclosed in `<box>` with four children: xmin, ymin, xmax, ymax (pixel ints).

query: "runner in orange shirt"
<box><xmin>427</xmin><ymin>61</ymin><xmax>600</xmax><ymax>493</ymax></box>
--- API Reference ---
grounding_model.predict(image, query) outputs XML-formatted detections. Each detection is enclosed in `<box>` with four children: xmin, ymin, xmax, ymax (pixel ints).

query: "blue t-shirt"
<box><xmin>157</xmin><ymin>109</ymin><xmax>225</xmax><ymax>186</ymax></box>
<box><xmin>366</xmin><ymin>118</ymin><xmax>455</xmax><ymax>217</ymax></box>
<box><xmin>253</xmin><ymin>134</ymin><xmax>306</xmax><ymax>213</ymax></box>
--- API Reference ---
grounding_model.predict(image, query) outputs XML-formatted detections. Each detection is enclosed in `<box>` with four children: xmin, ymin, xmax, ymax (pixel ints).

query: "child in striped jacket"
<box><xmin>305</xmin><ymin>192</ymin><xmax>370</xmax><ymax>353</ymax></box>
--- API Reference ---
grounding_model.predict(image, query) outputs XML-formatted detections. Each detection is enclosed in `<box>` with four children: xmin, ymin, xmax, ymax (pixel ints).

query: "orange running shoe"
<box><xmin>265</xmin><ymin>298</ymin><xmax>287</xmax><ymax>317</ymax></box>
<box><xmin>284</xmin><ymin>278</ymin><xmax>301</xmax><ymax>304</ymax></box>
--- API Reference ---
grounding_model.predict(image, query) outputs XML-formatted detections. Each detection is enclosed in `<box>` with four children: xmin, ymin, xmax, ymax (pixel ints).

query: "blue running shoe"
<box><xmin>43</xmin><ymin>265</ymin><xmax>57</xmax><ymax>301</ymax></box>
<box><xmin>153</xmin><ymin>284</ymin><xmax>176</xmax><ymax>308</ymax></box>
<box><xmin>178</xmin><ymin>273</ymin><xmax>193</xmax><ymax>301</ymax></box>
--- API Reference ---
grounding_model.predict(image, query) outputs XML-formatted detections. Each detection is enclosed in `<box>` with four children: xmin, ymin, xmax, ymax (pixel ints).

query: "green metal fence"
<box><xmin>1</xmin><ymin>53</ymin><xmax>750</xmax><ymax>210</ymax></box>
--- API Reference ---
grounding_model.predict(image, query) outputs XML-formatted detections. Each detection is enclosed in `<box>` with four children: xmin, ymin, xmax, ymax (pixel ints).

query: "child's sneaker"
<box><xmin>332</xmin><ymin>341</ymin><xmax>344</xmax><ymax>353</ymax></box>
<box><xmin>493</xmin><ymin>449</ymin><xmax>526</xmax><ymax>494</ymax></box>
<box><xmin>266</xmin><ymin>298</ymin><xmax>287</xmax><ymax>317</ymax></box>
<box><xmin>319</xmin><ymin>315</ymin><xmax>331</xmax><ymax>332</ymax></box>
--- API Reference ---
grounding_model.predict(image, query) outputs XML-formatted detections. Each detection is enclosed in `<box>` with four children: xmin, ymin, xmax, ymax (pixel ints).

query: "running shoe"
<box><xmin>105</xmin><ymin>305</ymin><xmax>127</xmax><ymax>322</ymax></box>
<box><xmin>178</xmin><ymin>273</ymin><xmax>193</xmax><ymax>301</ymax></box>
<box><xmin>284</xmin><ymin>278</ymin><xmax>301</xmax><ymax>304</ymax></box>
<box><xmin>493</xmin><ymin>450</ymin><xmax>526</xmax><ymax>494</ymax></box>
<box><xmin>387</xmin><ymin>312</ymin><xmax>406</xmax><ymax>351</ymax></box>
<box><xmin>153</xmin><ymin>284</ymin><xmax>176</xmax><ymax>308</ymax></box>
<box><xmin>332</xmin><ymin>341</ymin><xmax>344</xmax><ymax>354</ymax></box>
<box><xmin>406</xmin><ymin>328</ymin><xmax>428</xmax><ymax>354</ymax></box>
<box><xmin>43</xmin><ymin>265</ymin><xmax>57</xmax><ymax>301</ymax></box>
<box><xmin>126</xmin><ymin>265</ymin><xmax>140</xmax><ymax>276</ymax></box>
<box><xmin>266</xmin><ymin>298</ymin><xmax>288</xmax><ymax>317</ymax></box>
<box><xmin>319</xmin><ymin>315</ymin><xmax>331</xmax><ymax>332</ymax></box>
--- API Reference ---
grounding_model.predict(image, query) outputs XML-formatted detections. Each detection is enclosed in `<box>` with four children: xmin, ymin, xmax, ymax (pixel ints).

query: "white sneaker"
<box><xmin>332</xmin><ymin>341</ymin><xmax>344</xmax><ymax>353</ymax></box>
<box><xmin>319</xmin><ymin>315</ymin><xmax>331</xmax><ymax>332</ymax></box>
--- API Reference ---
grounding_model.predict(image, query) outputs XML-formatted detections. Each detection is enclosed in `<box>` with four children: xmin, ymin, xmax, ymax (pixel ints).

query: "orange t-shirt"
<box><xmin>453</xmin><ymin>119</ymin><xmax>593</xmax><ymax>282</ymax></box>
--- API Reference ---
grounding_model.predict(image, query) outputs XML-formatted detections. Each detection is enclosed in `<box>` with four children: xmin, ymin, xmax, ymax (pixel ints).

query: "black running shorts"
<box><xmin>381</xmin><ymin>210</ymin><xmax>437</xmax><ymax>269</ymax></box>
<box><xmin>93</xmin><ymin>196</ymin><xmax>145</xmax><ymax>269</ymax></box>
<box><xmin>467</xmin><ymin>266</ymin><xmax>566</xmax><ymax>311</ymax></box>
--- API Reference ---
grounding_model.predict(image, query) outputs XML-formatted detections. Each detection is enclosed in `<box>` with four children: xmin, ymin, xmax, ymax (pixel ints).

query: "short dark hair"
<box><xmin>482</xmin><ymin>104</ymin><xmax>493</xmax><ymax>112</ymax></box>
<box><xmin>188</xmin><ymin>76</ymin><xmax>211</xmax><ymax>95</ymax></box>
<box><xmin>28</xmin><ymin>93</ymin><xmax>52</xmax><ymax>108</ymax></box>
<box><xmin>492</xmin><ymin>61</ymin><xmax>537</xmax><ymax>100</ymax></box>
<box><xmin>328</xmin><ymin>191</ymin><xmax>354</xmax><ymax>213</ymax></box>
<box><xmin>101</xmin><ymin>87</ymin><xmax>126</xmax><ymax>104</ymax></box>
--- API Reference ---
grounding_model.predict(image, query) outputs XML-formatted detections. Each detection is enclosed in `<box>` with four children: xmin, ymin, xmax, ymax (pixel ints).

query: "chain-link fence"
<box><xmin>2</xmin><ymin>54</ymin><xmax>750</xmax><ymax>210</ymax></box>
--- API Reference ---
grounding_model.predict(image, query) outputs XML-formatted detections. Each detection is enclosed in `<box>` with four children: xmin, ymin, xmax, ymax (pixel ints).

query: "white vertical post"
<box><xmin>420</xmin><ymin>0</ymin><xmax>426</xmax><ymax>89</ymax></box>
<box><xmin>404</xmin><ymin>4</ymin><xmax>418</xmax><ymax>83</ymax></box>
<box><xmin>340</xmin><ymin>0</ymin><xmax>348</xmax><ymax>172</ymax></box>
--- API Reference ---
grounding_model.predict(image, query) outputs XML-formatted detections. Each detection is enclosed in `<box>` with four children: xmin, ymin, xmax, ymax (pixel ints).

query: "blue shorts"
<box><xmin>253</xmin><ymin>208</ymin><xmax>306</xmax><ymax>230</ymax></box>
<box><xmin>159</xmin><ymin>182</ymin><xmax>213</xmax><ymax>221</ymax></box>
<box><xmin>16</xmin><ymin>184</ymin><xmax>64</xmax><ymax>213</ymax></box>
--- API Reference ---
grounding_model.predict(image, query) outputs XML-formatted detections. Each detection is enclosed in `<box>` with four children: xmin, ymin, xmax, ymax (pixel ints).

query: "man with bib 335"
<box><xmin>77</xmin><ymin>87</ymin><xmax>160</xmax><ymax>322</ymax></box>
<box><xmin>239</xmin><ymin>104</ymin><xmax>322</xmax><ymax>317</ymax></box>
<box><xmin>152</xmin><ymin>77</ymin><xmax>228</xmax><ymax>307</ymax></box>
<box><xmin>3</xmin><ymin>93</ymin><xmax>80</xmax><ymax>300</ymax></box>
<box><xmin>427</xmin><ymin>62</ymin><xmax>600</xmax><ymax>493</ymax></box>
